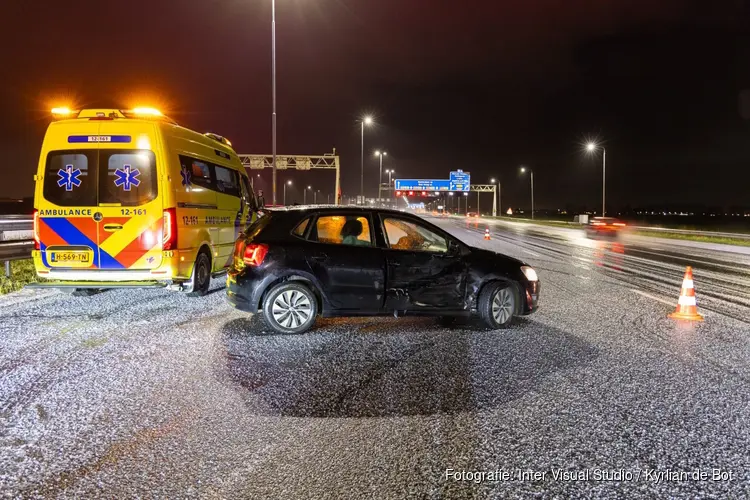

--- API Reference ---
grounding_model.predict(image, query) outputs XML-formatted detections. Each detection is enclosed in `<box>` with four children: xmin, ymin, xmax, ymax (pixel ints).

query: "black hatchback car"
<box><xmin>226</xmin><ymin>207</ymin><xmax>539</xmax><ymax>334</ymax></box>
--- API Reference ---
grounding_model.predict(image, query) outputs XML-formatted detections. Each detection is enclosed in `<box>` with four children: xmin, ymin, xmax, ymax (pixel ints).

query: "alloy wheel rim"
<box><xmin>491</xmin><ymin>287</ymin><xmax>514</xmax><ymax>324</ymax></box>
<box><xmin>272</xmin><ymin>290</ymin><xmax>312</xmax><ymax>329</ymax></box>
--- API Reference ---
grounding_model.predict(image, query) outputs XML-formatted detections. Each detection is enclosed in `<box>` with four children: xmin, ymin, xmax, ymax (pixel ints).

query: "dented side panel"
<box><xmin>383</xmin><ymin>250</ymin><xmax>468</xmax><ymax>311</ymax></box>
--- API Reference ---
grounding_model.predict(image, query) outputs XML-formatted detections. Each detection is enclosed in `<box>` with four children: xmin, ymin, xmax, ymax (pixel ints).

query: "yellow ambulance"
<box><xmin>30</xmin><ymin>107</ymin><xmax>259</xmax><ymax>296</ymax></box>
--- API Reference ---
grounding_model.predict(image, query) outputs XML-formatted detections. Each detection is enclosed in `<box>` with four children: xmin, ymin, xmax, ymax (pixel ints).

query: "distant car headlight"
<box><xmin>521</xmin><ymin>266</ymin><xmax>538</xmax><ymax>281</ymax></box>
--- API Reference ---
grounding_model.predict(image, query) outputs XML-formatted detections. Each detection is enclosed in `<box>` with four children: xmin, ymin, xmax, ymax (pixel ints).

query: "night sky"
<box><xmin>1</xmin><ymin>0</ymin><xmax>749</xmax><ymax>210</ymax></box>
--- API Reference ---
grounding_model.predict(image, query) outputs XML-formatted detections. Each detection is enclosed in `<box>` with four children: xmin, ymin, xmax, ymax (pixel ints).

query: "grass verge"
<box><xmin>0</xmin><ymin>259</ymin><xmax>40</xmax><ymax>294</ymax></box>
<box><xmin>631</xmin><ymin>230</ymin><xmax>750</xmax><ymax>247</ymax></box>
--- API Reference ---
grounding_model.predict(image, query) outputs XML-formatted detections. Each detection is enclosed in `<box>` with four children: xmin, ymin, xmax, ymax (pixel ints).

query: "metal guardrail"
<box><xmin>0</xmin><ymin>214</ymin><xmax>33</xmax><ymax>232</ymax></box>
<box><xmin>0</xmin><ymin>215</ymin><xmax>33</xmax><ymax>277</ymax></box>
<box><xmin>629</xmin><ymin>225</ymin><xmax>750</xmax><ymax>240</ymax></box>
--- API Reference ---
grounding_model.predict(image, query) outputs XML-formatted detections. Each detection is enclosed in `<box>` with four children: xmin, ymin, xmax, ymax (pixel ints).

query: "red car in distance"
<box><xmin>585</xmin><ymin>217</ymin><xmax>626</xmax><ymax>237</ymax></box>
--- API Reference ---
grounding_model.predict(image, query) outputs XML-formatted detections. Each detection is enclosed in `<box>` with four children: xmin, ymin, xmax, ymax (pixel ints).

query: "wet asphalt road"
<box><xmin>1</xmin><ymin>216</ymin><xmax>749</xmax><ymax>498</ymax></box>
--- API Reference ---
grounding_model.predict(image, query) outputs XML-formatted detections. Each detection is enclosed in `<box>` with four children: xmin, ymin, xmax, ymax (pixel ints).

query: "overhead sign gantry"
<box><xmin>237</xmin><ymin>151</ymin><xmax>341</xmax><ymax>205</ymax></box>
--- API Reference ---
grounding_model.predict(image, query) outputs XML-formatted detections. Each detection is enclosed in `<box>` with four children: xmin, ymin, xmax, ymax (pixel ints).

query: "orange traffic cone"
<box><xmin>669</xmin><ymin>266</ymin><xmax>703</xmax><ymax>321</ymax></box>
<box><xmin>484</xmin><ymin>228</ymin><xmax>491</xmax><ymax>240</ymax></box>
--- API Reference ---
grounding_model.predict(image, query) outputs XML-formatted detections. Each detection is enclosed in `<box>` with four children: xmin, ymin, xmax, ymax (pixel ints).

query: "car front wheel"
<box><xmin>262</xmin><ymin>282</ymin><xmax>318</xmax><ymax>334</ymax></box>
<box><xmin>478</xmin><ymin>281</ymin><xmax>517</xmax><ymax>329</ymax></box>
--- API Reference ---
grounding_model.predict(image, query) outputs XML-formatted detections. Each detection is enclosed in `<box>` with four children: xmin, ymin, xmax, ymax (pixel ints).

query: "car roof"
<box><xmin>268</xmin><ymin>205</ymin><xmax>413</xmax><ymax>217</ymax></box>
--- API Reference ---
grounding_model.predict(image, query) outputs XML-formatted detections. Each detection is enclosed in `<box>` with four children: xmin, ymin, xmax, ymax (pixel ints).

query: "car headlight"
<box><xmin>521</xmin><ymin>266</ymin><xmax>538</xmax><ymax>281</ymax></box>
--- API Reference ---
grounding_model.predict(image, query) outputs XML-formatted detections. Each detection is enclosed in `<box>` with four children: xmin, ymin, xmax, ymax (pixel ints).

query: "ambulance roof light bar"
<box><xmin>130</xmin><ymin>107</ymin><xmax>162</xmax><ymax>116</ymax></box>
<box><xmin>51</xmin><ymin>107</ymin><xmax>79</xmax><ymax>119</ymax></box>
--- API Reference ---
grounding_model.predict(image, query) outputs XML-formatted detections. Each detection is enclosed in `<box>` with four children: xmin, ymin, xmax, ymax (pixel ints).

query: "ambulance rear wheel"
<box><xmin>187</xmin><ymin>252</ymin><xmax>211</xmax><ymax>297</ymax></box>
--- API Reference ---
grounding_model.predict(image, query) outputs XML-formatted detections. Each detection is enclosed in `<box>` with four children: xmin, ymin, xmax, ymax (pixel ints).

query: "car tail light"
<box><xmin>243</xmin><ymin>243</ymin><xmax>268</xmax><ymax>266</ymax></box>
<box><xmin>32</xmin><ymin>209</ymin><xmax>40</xmax><ymax>250</ymax></box>
<box><xmin>613</xmin><ymin>222</ymin><xmax>625</xmax><ymax>227</ymax></box>
<box><xmin>592</xmin><ymin>221</ymin><xmax>604</xmax><ymax>226</ymax></box>
<box><xmin>162</xmin><ymin>208</ymin><xmax>177</xmax><ymax>250</ymax></box>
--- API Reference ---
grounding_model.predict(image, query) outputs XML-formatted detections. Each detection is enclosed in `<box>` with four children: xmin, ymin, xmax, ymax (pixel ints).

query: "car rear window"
<box><xmin>292</xmin><ymin>217</ymin><xmax>311</xmax><ymax>238</ymax></box>
<box><xmin>245</xmin><ymin>212</ymin><xmax>272</xmax><ymax>240</ymax></box>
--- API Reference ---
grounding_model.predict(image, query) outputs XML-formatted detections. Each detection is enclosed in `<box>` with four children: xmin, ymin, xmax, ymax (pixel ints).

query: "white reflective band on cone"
<box><xmin>678</xmin><ymin>295</ymin><xmax>697</xmax><ymax>306</ymax></box>
<box><xmin>682</xmin><ymin>279</ymin><xmax>694</xmax><ymax>289</ymax></box>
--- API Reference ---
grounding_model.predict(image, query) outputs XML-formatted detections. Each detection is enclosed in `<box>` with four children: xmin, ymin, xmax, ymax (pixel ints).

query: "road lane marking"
<box><xmin>630</xmin><ymin>288</ymin><xmax>675</xmax><ymax>307</ymax></box>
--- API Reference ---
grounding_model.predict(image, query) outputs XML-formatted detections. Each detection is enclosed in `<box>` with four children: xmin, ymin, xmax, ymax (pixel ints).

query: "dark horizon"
<box><xmin>1</xmin><ymin>0</ymin><xmax>749</xmax><ymax>210</ymax></box>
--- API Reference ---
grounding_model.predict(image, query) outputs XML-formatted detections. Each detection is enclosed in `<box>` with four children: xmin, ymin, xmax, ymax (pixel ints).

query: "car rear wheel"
<box><xmin>186</xmin><ymin>252</ymin><xmax>211</xmax><ymax>297</ymax></box>
<box><xmin>478</xmin><ymin>281</ymin><xmax>517</xmax><ymax>329</ymax></box>
<box><xmin>262</xmin><ymin>282</ymin><xmax>318</xmax><ymax>335</ymax></box>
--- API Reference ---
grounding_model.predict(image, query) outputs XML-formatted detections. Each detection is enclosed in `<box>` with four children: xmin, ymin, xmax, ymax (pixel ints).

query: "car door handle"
<box><xmin>103</xmin><ymin>224</ymin><xmax>124</xmax><ymax>232</ymax></box>
<box><xmin>311</xmin><ymin>253</ymin><xmax>328</xmax><ymax>261</ymax></box>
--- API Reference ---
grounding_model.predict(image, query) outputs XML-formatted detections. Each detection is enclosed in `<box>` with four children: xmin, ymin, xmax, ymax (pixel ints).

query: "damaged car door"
<box><xmin>379</xmin><ymin>215</ymin><xmax>468</xmax><ymax>312</ymax></box>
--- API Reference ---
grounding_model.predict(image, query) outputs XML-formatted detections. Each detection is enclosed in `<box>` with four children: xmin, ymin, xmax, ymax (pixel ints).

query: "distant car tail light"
<box><xmin>162</xmin><ymin>208</ymin><xmax>177</xmax><ymax>250</ymax></box>
<box><xmin>32</xmin><ymin>209</ymin><xmax>40</xmax><ymax>250</ymax></box>
<box><xmin>613</xmin><ymin>222</ymin><xmax>626</xmax><ymax>227</ymax></box>
<box><xmin>592</xmin><ymin>221</ymin><xmax>604</xmax><ymax>226</ymax></box>
<box><xmin>521</xmin><ymin>266</ymin><xmax>538</xmax><ymax>281</ymax></box>
<box><xmin>243</xmin><ymin>243</ymin><xmax>268</xmax><ymax>266</ymax></box>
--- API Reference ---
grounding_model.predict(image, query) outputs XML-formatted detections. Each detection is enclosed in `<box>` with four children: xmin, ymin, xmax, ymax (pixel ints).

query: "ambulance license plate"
<box><xmin>51</xmin><ymin>251</ymin><xmax>90</xmax><ymax>263</ymax></box>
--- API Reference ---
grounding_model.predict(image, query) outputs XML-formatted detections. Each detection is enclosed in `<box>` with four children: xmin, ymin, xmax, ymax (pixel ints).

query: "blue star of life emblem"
<box><xmin>57</xmin><ymin>164</ymin><xmax>82</xmax><ymax>191</ymax></box>
<box><xmin>181</xmin><ymin>166</ymin><xmax>192</xmax><ymax>188</ymax></box>
<box><xmin>114</xmin><ymin>165</ymin><xmax>141</xmax><ymax>191</ymax></box>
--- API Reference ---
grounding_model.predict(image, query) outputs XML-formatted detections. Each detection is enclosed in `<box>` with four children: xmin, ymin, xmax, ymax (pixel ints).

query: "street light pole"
<box><xmin>271</xmin><ymin>0</ymin><xmax>278</xmax><ymax>206</ymax></box>
<box><xmin>360</xmin><ymin>117</ymin><xmax>372</xmax><ymax>201</ymax></box>
<box><xmin>602</xmin><ymin>148</ymin><xmax>606</xmax><ymax>216</ymax></box>
<box><xmin>490</xmin><ymin>178</ymin><xmax>500</xmax><ymax>217</ymax></box>
<box><xmin>520</xmin><ymin>167</ymin><xmax>534</xmax><ymax>219</ymax></box>
<box><xmin>531</xmin><ymin>172</ymin><xmax>535</xmax><ymax>220</ymax></box>
<box><xmin>375</xmin><ymin>151</ymin><xmax>387</xmax><ymax>205</ymax></box>
<box><xmin>586</xmin><ymin>142</ymin><xmax>607</xmax><ymax>216</ymax></box>
<box><xmin>360</xmin><ymin>121</ymin><xmax>364</xmax><ymax>200</ymax></box>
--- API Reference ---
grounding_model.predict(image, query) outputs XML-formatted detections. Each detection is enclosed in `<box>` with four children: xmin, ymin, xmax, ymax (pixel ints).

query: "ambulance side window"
<box><xmin>240</xmin><ymin>175</ymin><xmax>258</xmax><ymax>211</ymax></box>
<box><xmin>181</xmin><ymin>156</ymin><xmax>214</xmax><ymax>190</ymax></box>
<box><xmin>215</xmin><ymin>165</ymin><xmax>240</xmax><ymax>197</ymax></box>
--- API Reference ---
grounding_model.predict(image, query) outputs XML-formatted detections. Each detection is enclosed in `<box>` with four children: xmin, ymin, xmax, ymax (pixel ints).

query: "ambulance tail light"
<box><xmin>243</xmin><ymin>243</ymin><xmax>268</xmax><ymax>267</ymax></box>
<box><xmin>163</xmin><ymin>208</ymin><xmax>177</xmax><ymax>250</ymax></box>
<box><xmin>33</xmin><ymin>209</ymin><xmax>40</xmax><ymax>250</ymax></box>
